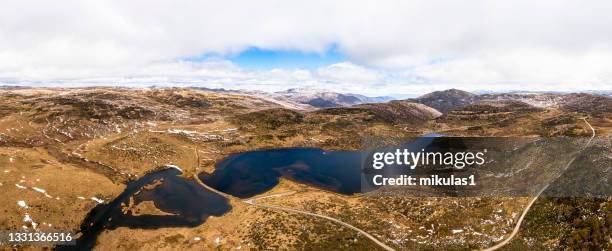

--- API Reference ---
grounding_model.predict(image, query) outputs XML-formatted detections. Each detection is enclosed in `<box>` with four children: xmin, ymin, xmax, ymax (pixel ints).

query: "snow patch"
<box><xmin>165</xmin><ymin>164</ymin><xmax>183</xmax><ymax>173</ymax></box>
<box><xmin>91</xmin><ymin>197</ymin><xmax>104</xmax><ymax>204</ymax></box>
<box><xmin>452</xmin><ymin>229</ymin><xmax>464</xmax><ymax>234</ymax></box>
<box><xmin>17</xmin><ymin>200</ymin><xmax>28</xmax><ymax>208</ymax></box>
<box><xmin>32</xmin><ymin>187</ymin><xmax>53</xmax><ymax>198</ymax></box>
<box><xmin>15</xmin><ymin>184</ymin><xmax>26</xmax><ymax>189</ymax></box>
<box><xmin>23</xmin><ymin>213</ymin><xmax>38</xmax><ymax>230</ymax></box>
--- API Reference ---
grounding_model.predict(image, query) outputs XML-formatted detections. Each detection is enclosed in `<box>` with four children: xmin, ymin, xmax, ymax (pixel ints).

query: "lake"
<box><xmin>199</xmin><ymin>135</ymin><xmax>439</xmax><ymax>198</ymax></box>
<box><xmin>61</xmin><ymin>167</ymin><xmax>231</xmax><ymax>250</ymax></box>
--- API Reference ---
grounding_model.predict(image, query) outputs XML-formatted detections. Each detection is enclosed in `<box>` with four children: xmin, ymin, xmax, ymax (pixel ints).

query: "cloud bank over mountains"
<box><xmin>1</xmin><ymin>0</ymin><xmax>611</xmax><ymax>94</ymax></box>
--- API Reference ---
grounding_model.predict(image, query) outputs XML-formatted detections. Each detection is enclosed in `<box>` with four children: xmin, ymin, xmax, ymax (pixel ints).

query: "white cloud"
<box><xmin>316</xmin><ymin>63</ymin><xmax>381</xmax><ymax>84</ymax></box>
<box><xmin>1</xmin><ymin>0</ymin><xmax>611</xmax><ymax>94</ymax></box>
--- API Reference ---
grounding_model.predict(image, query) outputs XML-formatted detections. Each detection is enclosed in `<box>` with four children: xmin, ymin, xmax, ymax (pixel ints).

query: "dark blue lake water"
<box><xmin>199</xmin><ymin>148</ymin><xmax>363</xmax><ymax>198</ymax></box>
<box><xmin>199</xmin><ymin>136</ymin><xmax>439</xmax><ymax>198</ymax></box>
<box><xmin>61</xmin><ymin>168</ymin><xmax>231</xmax><ymax>250</ymax></box>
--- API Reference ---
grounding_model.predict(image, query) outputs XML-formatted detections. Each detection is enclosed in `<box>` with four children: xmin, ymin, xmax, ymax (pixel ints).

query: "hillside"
<box><xmin>413</xmin><ymin>89</ymin><xmax>612</xmax><ymax>116</ymax></box>
<box><xmin>560</xmin><ymin>93</ymin><xmax>612</xmax><ymax>116</ymax></box>
<box><xmin>354</xmin><ymin>100</ymin><xmax>442</xmax><ymax>123</ymax></box>
<box><xmin>410</xmin><ymin>89</ymin><xmax>479</xmax><ymax>113</ymax></box>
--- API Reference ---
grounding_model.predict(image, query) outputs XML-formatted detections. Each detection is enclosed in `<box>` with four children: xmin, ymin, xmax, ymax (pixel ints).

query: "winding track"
<box><xmin>244</xmin><ymin>195</ymin><xmax>396</xmax><ymax>251</ymax></box>
<box><xmin>481</xmin><ymin>118</ymin><xmax>595</xmax><ymax>251</ymax></box>
<box><xmin>192</xmin><ymin>175</ymin><xmax>395</xmax><ymax>251</ymax></box>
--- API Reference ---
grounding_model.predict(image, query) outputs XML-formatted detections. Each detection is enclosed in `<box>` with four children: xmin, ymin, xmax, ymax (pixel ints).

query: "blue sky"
<box><xmin>230</xmin><ymin>47</ymin><xmax>345</xmax><ymax>69</ymax></box>
<box><xmin>188</xmin><ymin>46</ymin><xmax>346</xmax><ymax>70</ymax></box>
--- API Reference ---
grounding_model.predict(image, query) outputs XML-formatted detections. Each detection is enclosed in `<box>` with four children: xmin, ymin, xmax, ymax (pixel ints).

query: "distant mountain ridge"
<box><xmin>6</xmin><ymin>86</ymin><xmax>609</xmax><ymax>116</ymax></box>
<box><xmin>274</xmin><ymin>88</ymin><xmax>393</xmax><ymax>108</ymax></box>
<box><xmin>409</xmin><ymin>88</ymin><xmax>612</xmax><ymax>115</ymax></box>
<box><xmin>195</xmin><ymin>87</ymin><xmax>394</xmax><ymax>109</ymax></box>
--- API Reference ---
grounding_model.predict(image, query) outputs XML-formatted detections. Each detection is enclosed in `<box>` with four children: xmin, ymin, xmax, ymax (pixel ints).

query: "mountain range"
<box><xmin>194</xmin><ymin>86</ymin><xmax>611</xmax><ymax>115</ymax></box>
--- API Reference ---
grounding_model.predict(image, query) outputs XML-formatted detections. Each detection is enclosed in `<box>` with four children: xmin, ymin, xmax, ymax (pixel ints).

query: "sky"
<box><xmin>225</xmin><ymin>47</ymin><xmax>346</xmax><ymax>70</ymax></box>
<box><xmin>1</xmin><ymin>0</ymin><xmax>611</xmax><ymax>96</ymax></box>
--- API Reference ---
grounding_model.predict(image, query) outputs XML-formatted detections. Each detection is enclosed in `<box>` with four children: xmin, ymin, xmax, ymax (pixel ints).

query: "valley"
<box><xmin>0</xmin><ymin>87</ymin><xmax>609</xmax><ymax>250</ymax></box>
